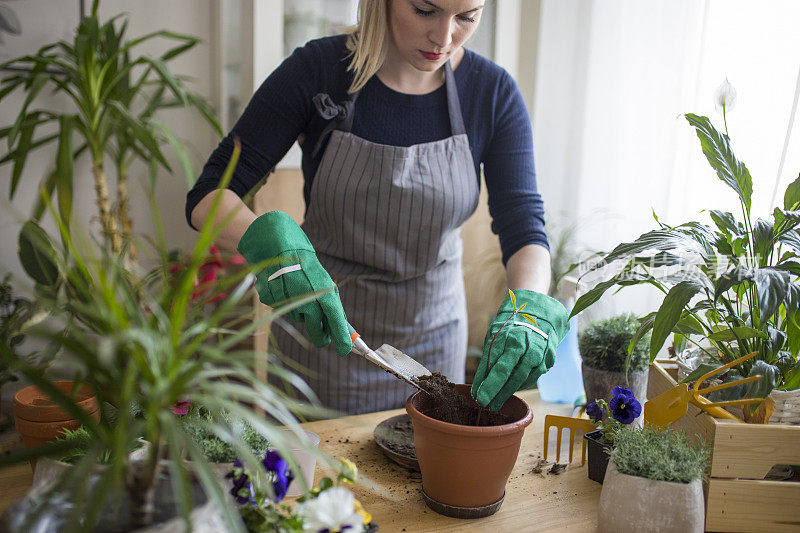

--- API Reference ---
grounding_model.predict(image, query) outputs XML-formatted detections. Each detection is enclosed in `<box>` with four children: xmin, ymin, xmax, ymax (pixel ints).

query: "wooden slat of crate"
<box><xmin>706</xmin><ymin>478</ymin><xmax>800</xmax><ymax>532</ymax></box>
<box><xmin>711</xmin><ymin>421</ymin><xmax>800</xmax><ymax>479</ymax></box>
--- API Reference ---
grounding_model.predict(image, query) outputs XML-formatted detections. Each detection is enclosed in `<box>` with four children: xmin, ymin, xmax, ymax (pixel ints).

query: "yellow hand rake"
<box><xmin>644</xmin><ymin>351</ymin><xmax>765</xmax><ymax>428</ymax></box>
<box><xmin>543</xmin><ymin>414</ymin><xmax>597</xmax><ymax>465</ymax></box>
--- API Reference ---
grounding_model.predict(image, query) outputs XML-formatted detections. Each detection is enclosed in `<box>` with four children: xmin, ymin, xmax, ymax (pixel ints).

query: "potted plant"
<box><xmin>0</xmin><ymin>0</ymin><xmax>221</xmax><ymax>256</ymax></box>
<box><xmin>583</xmin><ymin>386</ymin><xmax>643</xmax><ymax>483</ymax></box>
<box><xmin>598</xmin><ymin>425</ymin><xmax>709</xmax><ymax>533</ymax></box>
<box><xmin>570</xmin><ymin>98</ymin><xmax>800</xmax><ymax>423</ymax></box>
<box><xmin>579</xmin><ymin>313</ymin><xmax>650</xmax><ymax>423</ymax></box>
<box><xmin>0</xmin><ymin>145</ymin><xmax>332</xmax><ymax>531</ymax></box>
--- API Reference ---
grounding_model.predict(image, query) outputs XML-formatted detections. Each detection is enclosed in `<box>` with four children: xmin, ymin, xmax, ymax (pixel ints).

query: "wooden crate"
<box><xmin>648</xmin><ymin>362</ymin><xmax>800</xmax><ymax>532</ymax></box>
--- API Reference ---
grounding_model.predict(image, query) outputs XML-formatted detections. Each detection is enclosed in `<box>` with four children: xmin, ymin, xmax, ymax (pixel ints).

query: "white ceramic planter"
<box><xmin>598</xmin><ymin>460</ymin><xmax>704</xmax><ymax>533</ymax></box>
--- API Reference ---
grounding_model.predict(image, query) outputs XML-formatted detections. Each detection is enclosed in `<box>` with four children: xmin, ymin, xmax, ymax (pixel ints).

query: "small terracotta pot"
<box><xmin>13</xmin><ymin>381</ymin><xmax>99</xmax><ymax>450</ymax></box>
<box><xmin>406</xmin><ymin>384</ymin><xmax>532</xmax><ymax>518</ymax></box>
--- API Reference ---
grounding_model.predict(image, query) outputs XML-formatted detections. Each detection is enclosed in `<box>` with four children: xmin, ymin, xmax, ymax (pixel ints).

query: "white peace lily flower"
<box><xmin>714</xmin><ymin>78</ymin><xmax>737</xmax><ymax>113</ymax></box>
<box><xmin>297</xmin><ymin>487</ymin><xmax>363</xmax><ymax>533</ymax></box>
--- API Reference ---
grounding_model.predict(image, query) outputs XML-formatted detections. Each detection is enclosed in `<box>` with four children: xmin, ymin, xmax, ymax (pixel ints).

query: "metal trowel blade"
<box><xmin>374</xmin><ymin>344</ymin><xmax>433</xmax><ymax>382</ymax></box>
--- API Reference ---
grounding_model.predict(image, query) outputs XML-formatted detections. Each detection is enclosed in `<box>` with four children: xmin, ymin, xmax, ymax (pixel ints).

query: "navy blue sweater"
<box><xmin>186</xmin><ymin>35</ymin><xmax>548</xmax><ymax>263</ymax></box>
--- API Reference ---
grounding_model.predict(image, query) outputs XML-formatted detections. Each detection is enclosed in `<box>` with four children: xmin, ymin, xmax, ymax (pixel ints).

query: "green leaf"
<box><xmin>18</xmin><ymin>221</ymin><xmax>60</xmax><ymax>286</ymax></box>
<box><xmin>707</xmin><ymin>326</ymin><xmax>764</xmax><ymax>343</ymax></box>
<box><xmin>745</xmin><ymin>360</ymin><xmax>779</xmax><ymax>406</ymax></box>
<box><xmin>754</xmin><ymin>267</ymin><xmax>790</xmax><ymax>325</ymax></box>
<box><xmin>651</xmin><ymin>281</ymin><xmax>704</xmax><ymax>359</ymax></box>
<box><xmin>714</xmin><ymin>266</ymin><xmax>754</xmax><ymax>301</ymax></box>
<box><xmin>9</xmin><ymin>111</ymin><xmax>41</xmax><ymax>199</ymax></box>
<box><xmin>56</xmin><ymin>115</ymin><xmax>74</xmax><ymax>225</ymax></box>
<box><xmin>627</xmin><ymin>312</ymin><xmax>654</xmax><ymax>366</ymax></box>
<box><xmin>8</xmin><ymin>75</ymin><xmax>48</xmax><ymax>147</ymax></box>
<box><xmin>783</xmin><ymin>173</ymin><xmax>800</xmax><ymax>210</ymax></box>
<box><xmin>781</xmin><ymin>359</ymin><xmax>800</xmax><ymax>390</ymax></box>
<box><xmin>685</xmin><ymin>113</ymin><xmax>753</xmax><ymax>215</ymax></box>
<box><xmin>752</xmin><ymin>218</ymin><xmax>773</xmax><ymax>266</ymax></box>
<box><xmin>107</xmin><ymin>100</ymin><xmax>170</xmax><ymax>171</ymax></box>
<box><xmin>519</xmin><ymin>313</ymin><xmax>537</xmax><ymax>325</ymax></box>
<box><xmin>152</xmin><ymin>121</ymin><xmax>195</xmax><ymax>188</ymax></box>
<box><xmin>709</xmin><ymin>210</ymin><xmax>743</xmax><ymax>236</ymax></box>
<box><xmin>141</xmin><ymin>56</ymin><xmax>188</xmax><ymax>106</ymax></box>
<box><xmin>680</xmin><ymin>363</ymin><xmax>722</xmax><ymax>384</ymax></box>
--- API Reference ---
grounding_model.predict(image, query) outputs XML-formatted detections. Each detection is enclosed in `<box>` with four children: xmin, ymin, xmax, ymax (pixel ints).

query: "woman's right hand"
<box><xmin>237</xmin><ymin>210</ymin><xmax>352</xmax><ymax>357</ymax></box>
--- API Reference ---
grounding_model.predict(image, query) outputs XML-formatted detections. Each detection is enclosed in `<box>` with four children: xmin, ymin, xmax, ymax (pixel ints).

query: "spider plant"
<box><xmin>0</xmin><ymin>143</ymin><xmax>334</xmax><ymax>531</ymax></box>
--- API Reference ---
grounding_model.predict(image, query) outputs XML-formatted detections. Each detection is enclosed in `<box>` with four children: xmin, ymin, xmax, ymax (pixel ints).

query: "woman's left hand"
<box><xmin>471</xmin><ymin>289</ymin><xmax>569</xmax><ymax>411</ymax></box>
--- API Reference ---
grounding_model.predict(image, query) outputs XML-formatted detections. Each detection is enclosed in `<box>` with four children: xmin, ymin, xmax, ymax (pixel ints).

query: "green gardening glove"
<box><xmin>237</xmin><ymin>211</ymin><xmax>352</xmax><ymax>357</ymax></box>
<box><xmin>471</xmin><ymin>289</ymin><xmax>569</xmax><ymax>411</ymax></box>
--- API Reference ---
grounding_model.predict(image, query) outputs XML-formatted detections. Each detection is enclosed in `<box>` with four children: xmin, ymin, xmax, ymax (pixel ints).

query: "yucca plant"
<box><xmin>0</xmin><ymin>144</ymin><xmax>335</xmax><ymax>531</ymax></box>
<box><xmin>0</xmin><ymin>0</ymin><xmax>221</xmax><ymax>256</ymax></box>
<box><xmin>570</xmin><ymin>112</ymin><xmax>800</xmax><ymax>406</ymax></box>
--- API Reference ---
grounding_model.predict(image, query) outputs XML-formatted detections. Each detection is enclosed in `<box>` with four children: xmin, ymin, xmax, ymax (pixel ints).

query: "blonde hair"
<box><xmin>345</xmin><ymin>0</ymin><xmax>390</xmax><ymax>93</ymax></box>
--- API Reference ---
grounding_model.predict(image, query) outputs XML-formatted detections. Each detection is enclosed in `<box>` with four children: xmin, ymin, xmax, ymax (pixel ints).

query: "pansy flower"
<box><xmin>226</xmin><ymin>459</ymin><xmax>256</xmax><ymax>505</ymax></box>
<box><xmin>263</xmin><ymin>450</ymin><xmax>295</xmax><ymax>502</ymax></box>
<box><xmin>585</xmin><ymin>401</ymin><xmax>603</xmax><ymax>422</ymax></box>
<box><xmin>609</xmin><ymin>386</ymin><xmax>641</xmax><ymax>425</ymax></box>
<box><xmin>297</xmin><ymin>486</ymin><xmax>363</xmax><ymax>533</ymax></box>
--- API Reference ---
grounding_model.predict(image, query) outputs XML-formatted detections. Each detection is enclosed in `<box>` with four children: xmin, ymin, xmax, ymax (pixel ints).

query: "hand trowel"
<box><xmin>347</xmin><ymin>323</ymin><xmax>431</xmax><ymax>391</ymax></box>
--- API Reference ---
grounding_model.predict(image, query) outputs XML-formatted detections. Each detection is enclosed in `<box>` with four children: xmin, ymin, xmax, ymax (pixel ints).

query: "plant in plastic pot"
<box><xmin>598</xmin><ymin>425</ymin><xmax>709</xmax><ymax>533</ymax></box>
<box><xmin>583</xmin><ymin>386</ymin><xmax>642</xmax><ymax>484</ymax></box>
<box><xmin>579</xmin><ymin>314</ymin><xmax>650</xmax><ymax>424</ymax></box>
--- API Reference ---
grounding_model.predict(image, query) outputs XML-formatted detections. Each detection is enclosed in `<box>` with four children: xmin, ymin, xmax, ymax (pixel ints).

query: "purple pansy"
<box><xmin>586</xmin><ymin>401</ymin><xmax>603</xmax><ymax>422</ymax></box>
<box><xmin>263</xmin><ymin>450</ymin><xmax>295</xmax><ymax>503</ymax></box>
<box><xmin>226</xmin><ymin>459</ymin><xmax>256</xmax><ymax>505</ymax></box>
<box><xmin>609</xmin><ymin>386</ymin><xmax>642</xmax><ymax>425</ymax></box>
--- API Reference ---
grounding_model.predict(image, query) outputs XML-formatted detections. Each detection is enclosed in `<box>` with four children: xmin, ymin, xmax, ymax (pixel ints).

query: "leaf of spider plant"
<box><xmin>519</xmin><ymin>313</ymin><xmax>537</xmax><ymax>325</ymax></box>
<box><xmin>509</xmin><ymin>289</ymin><xmax>517</xmax><ymax>310</ymax></box>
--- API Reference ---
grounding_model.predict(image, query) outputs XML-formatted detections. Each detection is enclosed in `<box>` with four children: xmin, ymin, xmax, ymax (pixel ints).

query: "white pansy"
<box><xmin>297</xmin><ymin>487</ymin><xmax>363</xmax><ymax>533</ymax></box>
<box><xmin>714</xmin><ymin>78</ymin><xmax>737</xmax><ymax>113</ymax></box>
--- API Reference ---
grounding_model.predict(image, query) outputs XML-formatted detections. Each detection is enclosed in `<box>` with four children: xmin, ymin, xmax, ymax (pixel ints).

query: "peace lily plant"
<box><xmin>571</xmin><ymin>81</ymin><xmax>800</xmax><ymax>409</ymax></box>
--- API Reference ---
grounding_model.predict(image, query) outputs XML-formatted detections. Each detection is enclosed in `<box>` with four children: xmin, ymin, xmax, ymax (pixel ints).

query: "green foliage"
<box><xmin>579</xmin><ymin>314</ymin><xmax>650</xmax><ymax>372</ymax></box>
<box><xmin>570</xmin><ymin>111</ymin><xmax>800</xmax><ymax>397</ymax></box>
<box><xmin>0</xmin><ymin>1</ymin><xmax>222</xmax><ymax>252</ymax></box>
<box><xmin>0</xmin><ymin>144</ymin><xmax>336</xmax><ymax>532</ymax></box>
<box><xmin>0</xmin><ymin>274</ymin><xmax>52</xmax><ymax>387</ymax></box>
<box><xmin>611</xmin><ymin>425</ymin><xmax>709</xmax><ymax>484</ymax></box>
<box><xmin>181</xmin><ymin>411</ymin><xmax>270</xmax><ymax>464</ymax></box>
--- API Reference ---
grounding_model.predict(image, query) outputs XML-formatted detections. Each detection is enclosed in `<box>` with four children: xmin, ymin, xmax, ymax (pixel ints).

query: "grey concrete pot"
<box><xmin>582</xmin><ymin>363</ymin><xmax>648</xmax><ymax>426</ymax></box>
<box><xmin>598</xmin><ymin>460</ymin><xmax>704</xmax><ymax>533</ymax></box>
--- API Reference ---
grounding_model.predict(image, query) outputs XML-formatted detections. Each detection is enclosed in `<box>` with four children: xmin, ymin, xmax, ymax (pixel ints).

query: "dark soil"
<box><xmin>380</xmin><ymin>417</ymin><xmax>416</xmax><ymax>459</ymax></box>
<box><xmin>415</xmin><ymin>372</ymin><xmax>513</xmax><ymax>426</ymax></box>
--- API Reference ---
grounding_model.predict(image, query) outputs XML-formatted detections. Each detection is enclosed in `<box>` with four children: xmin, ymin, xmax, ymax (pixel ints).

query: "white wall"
<box><xmin>0</xmin><ymin>0</ymin><xmax>217</xmax><ymax>408</ymax></box>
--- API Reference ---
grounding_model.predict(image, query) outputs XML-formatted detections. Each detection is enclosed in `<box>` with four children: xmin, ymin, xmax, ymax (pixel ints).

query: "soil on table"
<box><xmin>415</xmin><ymin>372</ymin><xmax>513</xmax><ymax>426</ymax></box>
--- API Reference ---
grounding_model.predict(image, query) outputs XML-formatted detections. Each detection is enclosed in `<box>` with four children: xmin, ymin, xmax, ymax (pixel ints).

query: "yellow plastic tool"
<box><xmin>644</xmin><ymin>351</ymin><xmax>765</xmax><ymax>428</ymax></box>
<box><xmin>543</xmin><ymin>414</ymin><xmax>597</xmax><ymax>465</ymax></box>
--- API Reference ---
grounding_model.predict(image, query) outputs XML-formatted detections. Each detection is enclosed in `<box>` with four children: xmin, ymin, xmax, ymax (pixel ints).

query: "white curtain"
<box><xmin>532</xmin><ymin>0</ymin><xmax>800</xmax><ymax>327</ymax></box>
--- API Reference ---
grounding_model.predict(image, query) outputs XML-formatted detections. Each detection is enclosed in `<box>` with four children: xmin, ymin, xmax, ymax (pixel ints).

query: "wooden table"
<box><xmin>305</xmin><ymin>390</ymin><xmax>600</xmax><ymax>532</ymax></box>
<box><xmin>0</xmin><ymin>391</ymin><xmax>600</xmax><ymax>531</ymax></box>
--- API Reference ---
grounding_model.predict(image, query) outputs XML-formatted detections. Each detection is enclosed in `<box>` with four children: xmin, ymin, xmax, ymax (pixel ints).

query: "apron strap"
<box><xmin>444</xmin><ymin>60</ymin><xmax>466</xmax><ymax>136</ymax></box>
<box><xmin>311</xmin><ymin>58</ymin><xmax>465</xmax><ymax>157</ymax></box>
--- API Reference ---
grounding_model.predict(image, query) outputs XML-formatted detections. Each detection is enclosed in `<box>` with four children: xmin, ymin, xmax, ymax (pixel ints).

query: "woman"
<box><xmin>186</xmin><ymin>0</ymin><xmax>569</xmax><ymax>415</ymax></box>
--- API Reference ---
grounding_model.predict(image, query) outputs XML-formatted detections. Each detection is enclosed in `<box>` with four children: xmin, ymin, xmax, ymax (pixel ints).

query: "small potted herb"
<box><xmin>584</xmin><ymin>386</ymin><xmax>642</xmax><ymax>483</ymax></box>
<box><xmin>579</xmin><ymin>314</ymin><xmax>649</xmax><ymax>424</ymax></box>
<box><xmin>598</xmin><ymin>425</ymin><xmax>708</xmax><ymax>533</ymax></box>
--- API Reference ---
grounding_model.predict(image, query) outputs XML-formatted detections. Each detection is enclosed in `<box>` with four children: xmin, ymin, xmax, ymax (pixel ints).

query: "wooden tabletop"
<box><xmin>0</xmin><ymin>391</ymin><xmax>600</xmax><ymax>531</ymax></box>
<box><xmin>305</xmin><ymin>390</ymin><xmax>600</xmax><ymax>532</ymax></box>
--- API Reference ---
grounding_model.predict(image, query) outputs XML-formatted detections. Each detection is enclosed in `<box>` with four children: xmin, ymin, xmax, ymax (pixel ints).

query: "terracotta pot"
<box><xmin>13</xmin><ymin>381</ymin><xmax>99</xmax><ymax>450</ymax></box>
<box><xmin>598</xmin><ymin>460</ymin><xmax>704</xmax><ymax>533</ymax></box>
<box><xmin>406</xmin><ymin>384</ymin><xmax>532</xmax><ymax>518</ymax></box>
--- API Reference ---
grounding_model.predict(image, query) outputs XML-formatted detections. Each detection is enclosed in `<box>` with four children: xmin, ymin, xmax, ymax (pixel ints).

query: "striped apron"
<box><xmin>272</xmin><ymin>61</ymin><xmax>479</xmax><ymax>415</ymax></box>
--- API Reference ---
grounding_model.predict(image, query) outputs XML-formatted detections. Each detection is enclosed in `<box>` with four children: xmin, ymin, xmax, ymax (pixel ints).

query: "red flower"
<box><xmin>170</xmin><ymin>400</ymin><xmax>191</xmax><ymax>415</ymax></box>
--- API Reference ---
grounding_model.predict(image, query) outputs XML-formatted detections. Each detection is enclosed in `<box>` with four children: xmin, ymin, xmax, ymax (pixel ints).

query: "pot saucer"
<box><xmin>421</xmin><ymin>488</ymin><xmax>505</xmax><ymax>519</ymax></box>
<box><xmin>373</xmin><ymin>414</ymin><xmax>419</xmax><ymax>471</ymax></box>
